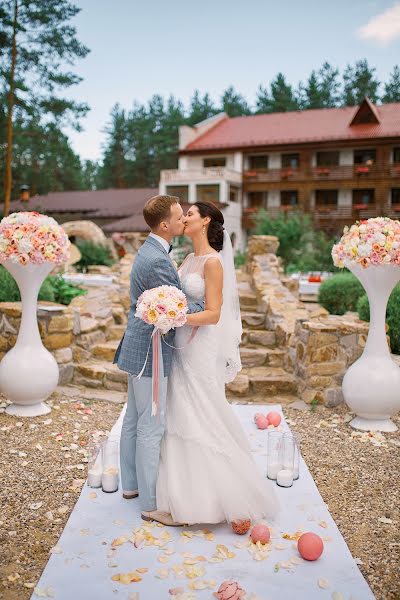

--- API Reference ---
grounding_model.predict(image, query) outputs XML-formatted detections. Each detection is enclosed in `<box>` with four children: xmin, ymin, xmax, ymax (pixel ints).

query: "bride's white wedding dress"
<box><xmin>156</xmin><ymin>251</ymin><xmax>279</xmax><ymax>525</ymax></box>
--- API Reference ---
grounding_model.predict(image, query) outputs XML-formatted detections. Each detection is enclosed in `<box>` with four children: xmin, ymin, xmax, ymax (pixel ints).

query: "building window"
<box><xmin>248</xmin><ymin>192</ymin><xmax>265</xmax><ymax>209</ymax></box>
<box><xmin>248</xmin><ymin>155</ymin><xmax>269</xmax><ymax>170</ymax></box>
<box><xmin>203</xmin><ymin>157</ymin><xmax>226</xmax><ymax>168</ymax></box>
<box><xmin>166</xmin><ymin>185</ymin><xmax>189</xmax><ymax>203</ymax></box>
<box><xmin>353</xmin><ymin>189</ymin><xmax>374</xmax><ymax>207</ymax></box>
<box><xmin>229</xmin><ymin>186</ymin><xmax>239</xmax><ymax>202</ymax></box>
<box><xmin>392</xmin><ymin>188</ymin><xmax>400</xmax><ymax>204</ymax></box>
<box><xmin>281</xmin><ymin>190</ymin><xmax>298</xmax><ymax>206</ymax></box>
<box><xmin>196</xmin><ymin>184</ymin><xmax>219</xmax><ymax>204</ymax></box>
<box><xmin>315</xmin><ymin>190</ymin><xmax>338</xmax><ymax>207</ymax></box>
<box><xmin>282</xmin><ymin>153</ymin><xmax>299</xmax><ymax>168</ymax></box>
<box><xmin>316</xmin><ymin>151</ymin><xmax>339</xmax><ymax>167</ymax></box>
<box><xmin>354</xmin><ymin>149</ymin><xmax>376</xmax><ymax>165</ymax></box>
<box><xmin>394</xmin><ymin>148</ymin><xmax>400</xmax><ymax>163</ymax></box>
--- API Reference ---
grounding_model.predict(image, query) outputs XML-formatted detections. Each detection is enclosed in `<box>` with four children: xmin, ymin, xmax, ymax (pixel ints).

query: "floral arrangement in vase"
<box><xmin>0</xmin><ymin>212</ymin><xmax>70</xmax><ymax>265</ymax></box>
<box><xmin>332</xmin><ymin>217</ymin><xmax>400</xmax><ymax>269</ymax></box>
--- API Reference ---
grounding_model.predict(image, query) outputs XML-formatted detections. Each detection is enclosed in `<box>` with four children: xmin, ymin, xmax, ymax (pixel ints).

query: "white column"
<box><xmin>189</xmin><ymin>183</ymin><xmax>196</xmax><ymax>204</ymax></box>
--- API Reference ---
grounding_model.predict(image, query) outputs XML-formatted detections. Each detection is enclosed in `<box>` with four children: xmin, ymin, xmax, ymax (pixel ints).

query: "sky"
<box><xmin>63</xmin><ymin>0</ymin><xmax>400</xmax><ymax>162</ymax></box>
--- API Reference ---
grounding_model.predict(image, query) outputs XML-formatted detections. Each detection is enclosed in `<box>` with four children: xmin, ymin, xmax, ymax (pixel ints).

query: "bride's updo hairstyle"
<box><xmin>194</xmin><ymin>201</ymin><xmax>224</xmax><ymax>252</ymax></box>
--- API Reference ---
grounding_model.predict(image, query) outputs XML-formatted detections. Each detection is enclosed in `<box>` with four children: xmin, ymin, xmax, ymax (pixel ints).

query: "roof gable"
<box><xmin>349</xmin><ymin>97</ymin><xmax>380</xmax><ymax>126</ymax></box>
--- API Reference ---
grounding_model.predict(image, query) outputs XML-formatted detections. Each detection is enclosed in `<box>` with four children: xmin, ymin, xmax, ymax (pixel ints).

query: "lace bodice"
<box><xmin>178</xmin><ymin>252</ymin><xmax>222</xmax><ymax>303</ymax></box>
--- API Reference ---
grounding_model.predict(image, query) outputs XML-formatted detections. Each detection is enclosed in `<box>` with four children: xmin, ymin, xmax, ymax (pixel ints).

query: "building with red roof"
<box><xmin>159</xmin><ymin>98</ymin><xmax>400</xmax><ymax>248</ymax></box>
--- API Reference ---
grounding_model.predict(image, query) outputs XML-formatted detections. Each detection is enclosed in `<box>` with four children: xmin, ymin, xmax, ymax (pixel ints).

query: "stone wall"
<box><xmin>0</xmin><ymin>302</ymin><xmax>77</xmax><ymax>385</ymax></box>
<box><xmin>289</xmin><ymin>314</ymin><xmax>370</xmax><ymax>407</ymax></box>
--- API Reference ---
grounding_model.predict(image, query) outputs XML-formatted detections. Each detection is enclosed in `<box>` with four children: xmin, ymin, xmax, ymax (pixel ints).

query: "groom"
<box><xmin>114</xmin><ymin>195</ymin><xmax>203</xmax><ymax>526</ymax></box>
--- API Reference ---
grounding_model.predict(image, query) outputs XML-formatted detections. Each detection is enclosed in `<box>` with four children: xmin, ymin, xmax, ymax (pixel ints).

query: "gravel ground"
<box><xmin>282</xmin><ymin>403</ymin><xmax>400</xmax><ymax>600</ymax></box>
<box><xmin>0</xmin><ymin>391</ymin><xmax>399</xmax><ymax>600</ymax></box>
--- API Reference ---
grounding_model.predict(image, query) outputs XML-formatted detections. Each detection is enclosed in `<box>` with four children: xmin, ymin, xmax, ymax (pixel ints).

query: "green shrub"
<box><xmin>254</xmin><ymin>209</ymin><xmax>337</xmax><ymax>273</ymax></box>
<box><xmin>0</xmin><ymin>266</ymin><xmax>20</xmax><ymax>302</ymax></box>
<box><xmin>47</xmin><ymin>275</ymin><xmax>87</xmax><ymax>305</ymax></box>
<box><xmin>75</xmin><ymin>240</ymin><xmax>115</xmax><ymax>272</ymax></box>
<box><xmin>0</xmin><ymin>266</ymin><xmax>86</xmax><ymax>306</ymax></box>
<box><xmin>318</xmin><ymin>272</ymin><xmax>365</xmax><ymax>315</ymax></box>
<box><xmin>234</xmin><ymin>251</ymin><xmax>247</xmax><ymax>268</ymax></box>
<box><xmin>357</xmin><ymin>284</ymin><xmax>400</xmax><ymax>354</ymax></box>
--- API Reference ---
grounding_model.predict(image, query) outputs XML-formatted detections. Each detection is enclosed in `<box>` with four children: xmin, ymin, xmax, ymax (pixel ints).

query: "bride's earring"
<box><xmin>202</xmin><ymin>225</ymin><xmax>206</xmax><ymax>235</ymax></box>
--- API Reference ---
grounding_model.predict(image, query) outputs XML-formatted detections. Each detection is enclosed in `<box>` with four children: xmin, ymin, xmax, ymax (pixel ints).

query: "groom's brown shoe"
<box><xmin>123</xmin><ymin>490</ymin><xmax>139</xmax><ymax>499</ymax></box>
<box><xmin>141</xmin><ymin>510</ymin><xmax>184</xmax><ymax>527</ymax></box>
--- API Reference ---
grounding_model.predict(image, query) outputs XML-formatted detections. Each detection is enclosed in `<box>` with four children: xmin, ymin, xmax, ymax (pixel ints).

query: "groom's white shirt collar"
<box><xmin>149</xmin><ymin>232</ymin><xmax>170</xmax><ymax>254</ymax></box>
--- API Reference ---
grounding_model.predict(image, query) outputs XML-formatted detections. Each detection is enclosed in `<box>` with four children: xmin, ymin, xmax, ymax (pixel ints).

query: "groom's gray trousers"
<box><xmin>120</xmin><ymin>366</ymin><xmax>167</xmax><ymax>511</ymax></box>
<box><xmin>114</xmin><ymin>235</ymin><xmax>203</xmax><ymax>511</ymax></box>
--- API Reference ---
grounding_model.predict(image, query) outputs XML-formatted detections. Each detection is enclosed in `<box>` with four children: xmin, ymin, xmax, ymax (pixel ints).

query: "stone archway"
<box><xmin>62</xmin><ymin>220</ymin><xmax>107</xmax><ymax>245</ymax></box>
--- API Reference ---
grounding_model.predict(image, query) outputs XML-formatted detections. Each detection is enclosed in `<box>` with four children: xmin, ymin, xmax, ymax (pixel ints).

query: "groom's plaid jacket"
<box><xmin>114</xmin><ymin>236</ymin><xmax>203</xmax><ymax>378</ymax></box>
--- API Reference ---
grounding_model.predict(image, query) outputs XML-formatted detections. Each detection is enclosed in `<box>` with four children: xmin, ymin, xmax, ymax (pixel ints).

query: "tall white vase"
<box><xmin>342</xmin><ymin>263</ymin><xmax>400</xmax><ymax>432</ymax></box>
<box><xmin>0</xmin><ymin>260</ymin><xmax>59</xmax><ymax>417</ymax></box>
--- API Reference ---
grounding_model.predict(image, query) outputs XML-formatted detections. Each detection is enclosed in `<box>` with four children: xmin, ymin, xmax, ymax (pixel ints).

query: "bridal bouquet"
<box><xmin>332</xmin><ymin>217</ymin><xmax>400</xmax><ymax>269</ymax></box>
<box><xmin>0</xmin><ymin>212</ymin><xmax>70</xmax><ymax>265</ymax></box>
<box><xmin>135</xmin><ymin>285</ymin><xmax>188</xmax><ymax>334</ymax></box>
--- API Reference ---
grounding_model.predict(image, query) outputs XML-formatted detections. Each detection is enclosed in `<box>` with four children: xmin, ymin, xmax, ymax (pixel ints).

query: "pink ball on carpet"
<box><xmin>213</xmin><ymin>580</ymin><xmax>246</xmax><ymax>600</ymax></box>
<box><xmin>253</xmin><ymin>412</ymin><xmax>263</xmax><ymax>423</ymax></box>
<box><xmin>250</xmin><ymin>523</ymin><xmax>270</xmax><ymax>545</ymax></box>
<box><xmin>231</xmin><ymin>519</ymin><xmax>251</xmax><ymax>535</ymax></box>
<box><xmin>298</xmin><ymin>532</ymin><xmax>324</xmax><ymax>561</ymax></box>
<box><xmin>255</xmin><ymin>415</ymin><xmax>269</xmax><ymax>430</ymax></box>
<box><xmin>266</xmin><ymin>411</ymin><xmax>281</xmax><ymax>427</ymax></box>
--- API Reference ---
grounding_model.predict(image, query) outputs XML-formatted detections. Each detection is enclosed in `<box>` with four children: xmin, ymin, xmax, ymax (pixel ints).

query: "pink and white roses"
<box><xmin>135</xmin><ymin>285</ymin><xmax>188</xmax><ymax>334</ymax></box>
<box><xmin>0</xmin><ymin>212</ymin><xmax>70</xmax><ymax>266</ymax></box>
<box><xmin>332</xmin><ymin>217</ymin><xmax>400</xmax><ymax>269</ymax></box>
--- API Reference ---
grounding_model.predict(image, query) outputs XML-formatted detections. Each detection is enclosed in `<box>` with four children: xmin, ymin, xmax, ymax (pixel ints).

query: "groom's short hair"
<box><xmin>143</xmin><ymin>195</ymin><xmax>180</xmax><ymax>230</ymax></box>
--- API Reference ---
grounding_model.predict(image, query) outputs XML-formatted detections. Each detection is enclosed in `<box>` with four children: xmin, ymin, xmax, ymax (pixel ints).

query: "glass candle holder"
<box><xmin>87</xmin><ymin>440</ymin><xmax>103</xmax><ymax>488</ymax></box>
<box><xmin>266</xmin><ymin>431</ymin><xmax>283</xmax><ymax>480</ymax></box>
<box><xmin>284</xmin><ymin>432</ymin><xmax>300</xmax><ymax>480</ymax></box>
<box><xmin>101</xmin><ymin>439</ymin><xmax>120</xmax><ymax>493</ymax></box>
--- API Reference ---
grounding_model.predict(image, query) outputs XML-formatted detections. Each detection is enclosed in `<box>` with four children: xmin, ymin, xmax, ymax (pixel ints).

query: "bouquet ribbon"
<box><xmin>131</xmin><ymin>326</ymin><xmax>199</xmax><ymax>417</ymax></box>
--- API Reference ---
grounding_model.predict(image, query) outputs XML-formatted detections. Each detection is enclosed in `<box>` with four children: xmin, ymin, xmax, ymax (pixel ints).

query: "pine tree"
<box><xmin>220</xmin><ymin>86</ymin><xmax>251</xmax><ymax>117</ymax></box>
<box><xmin>342</xmin><ymin>59</ymin><xmax>380</xmax><ymax>106</ymax></box>
<box><xmin>97</xmin><ymin>104</ymin><xmax>128</xmax><ymax>189</ymax></box>
<box><xmin>317</xmin><ymin>62</ymin><xmax>341</xmax><ymax>107</ymax></box>
<box><xmin>186</xmin><ymin>90</ymin><xmax>218</xmax><ymax>125</ymax></box>
<box><xmin>256</xmin><ymin>73</ymin><xmax>299</xmax><ymax>114</ymax></box>
<box><xmin>0</xmin><ymin>0</ymin><xmax>89</xmax><ymax>215</ymax></box>
<box><xmin>382</xmin><ymin>65</ymin><xmax>400</xmax><ymax>103</ymax></box>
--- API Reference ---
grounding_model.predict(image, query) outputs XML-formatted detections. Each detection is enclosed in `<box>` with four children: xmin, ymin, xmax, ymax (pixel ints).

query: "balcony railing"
<box><xmin>390</xmin><ymin>163</ymin><xmax>400</xmax><ymax>177</ymax></box>
<box><xmin>243</xmin><ymin>163</ymin><xmax>396</xmax><ymax>182</ymax></box>
<box><xmin>160</xmin><ymin>167</ymin><xmax>241</xmax><ymax>184</ymax></box>
<box><xmin>243</xmin><ymin>168</ymin><xmax>305</xmax><ymax>182</ymax></box>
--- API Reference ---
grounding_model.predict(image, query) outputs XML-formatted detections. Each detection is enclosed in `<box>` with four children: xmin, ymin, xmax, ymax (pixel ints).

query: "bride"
<box><xmin>156</xmin><ymin>201</ymin><xmax>279</xmax><ymax>525</ymax></box>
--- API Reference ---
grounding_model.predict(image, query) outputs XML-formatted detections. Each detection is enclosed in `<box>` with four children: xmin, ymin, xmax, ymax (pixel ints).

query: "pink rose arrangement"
<box><xmin>0</xmin><ymin>212</ymin><xmax>70</xmax><ymax>266</ymax></box>
<box><xmin>332</xmin><ymin>217</ymin><xmax>400</xmax><ymax>269</ymax></box>
<box><xmin>135</xmin><ymin>285</ymin><xmax>188</xmax><ymax>334</ymax></box>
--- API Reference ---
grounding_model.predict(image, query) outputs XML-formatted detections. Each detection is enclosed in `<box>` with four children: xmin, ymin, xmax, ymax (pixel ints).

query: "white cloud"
<box><xmin>357</xmin><ymin>2</ymin><xmax>400</xmax><ymax>44</ymax></box>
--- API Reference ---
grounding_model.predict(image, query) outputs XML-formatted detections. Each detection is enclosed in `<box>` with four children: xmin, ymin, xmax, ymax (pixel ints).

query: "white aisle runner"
<box><xmin>32</xmin><ymin>404</ymin><xmax>375</xmax><ymax>600</ymax></box>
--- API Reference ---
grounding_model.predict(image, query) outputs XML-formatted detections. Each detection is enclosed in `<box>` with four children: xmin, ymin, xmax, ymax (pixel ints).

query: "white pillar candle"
<box><xmin>102</xmin><ymin>467</ymin><xmax>119</xmax><ymax>493</ymax></box>
<box><xmin>276</xmin><ymin>469</ymin><xmax>293</xmax><ymax>488</ymax></box>
<box><xmin>87</xmin><ymin>467</ymin><xmax>102</xmax><ymax>488</ymax></box>
<box><xmin>283</xmin><ymin>462</ymin><xmax>299</xmax><ymax>479</ymax></box>
<box><xmin>267</xmin><ymin>462</ymin><xmax>282</xmax><ymax>480</ymax></box>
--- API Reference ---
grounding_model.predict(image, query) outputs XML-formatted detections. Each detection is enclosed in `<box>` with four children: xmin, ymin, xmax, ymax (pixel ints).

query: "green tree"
<box><xmin>342</xmin><ymin>59</ymin><xmax>380</xmax><ymax>106</ymax></box>
<box><xmin>318</xmin><ymin>62</ymin><xmax>341</xmax><ymax>107</ymax></box>
<box><xmin>97</xmin><ymin>104</ymin><xmax>128</xmax><ymax>189</ymax></box>
<box><xmin>186</xmin><ymin>90</ymin><xmax>218</xmax><ymax>125</ymax></box>
<box><xmin>382</xmin><ymin>65</ymin><xmax>400</xmax><ymax>103</ymax></box>
<box><xmin>0</xmin><ymin>0</ymin><xmax>89</xmax><ymax>215</ymax></box>
<box><xmin>256</xmin><ymin>73</ymin><xmax>299</xmax><ymax>113</ymax></box>
<box><xmin>220</xmin><ymin>86</ymin><xmax>251</xmax><ymax>116</ymax></box>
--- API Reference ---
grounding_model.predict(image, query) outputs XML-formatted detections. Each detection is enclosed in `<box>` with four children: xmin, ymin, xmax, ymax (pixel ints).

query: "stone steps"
<box><xmin>92</xmin><ymin>340</ymin><xmax>120</xmax><ymax>361</ymax></box>
<box><xmin>106</xmin><ymin>324</ymin><xmax>126</xmax><ymax>341</ymax></box>
<box><xmin>241</xmin><ymin>311</ymin><xmax>266</xmax><ymax>330</ymax></box>
<box><xmin>240</xmin><ymin>347</ymin><xmax>285</xmax><ymax>368</ymax></box>
<box><xmin>239</xmin><ymin>290</ymin><xmax>258</xmax><ymax>310</ymax></box>
<box><xmin>226</xmin><ymin>366</ymin><xmax>298</xmax><ymax>398</ymax></box>
<box><xmin>73</xmin><ymin>360</ymin><xmax>128</xmax><ymax>392</ymax></box>
<box><xmin>241</xmin><ymin>328</ymin><xmax>276</xmax><ymax>348</ymax></box>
